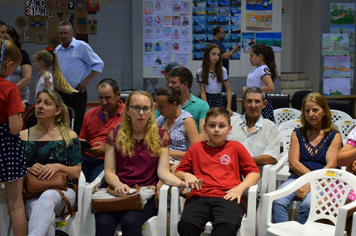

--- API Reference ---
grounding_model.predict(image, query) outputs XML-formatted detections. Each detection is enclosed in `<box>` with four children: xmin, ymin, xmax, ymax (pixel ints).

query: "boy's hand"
<box><xmin>183</xmin><ymin>173</ymin><xmax>203</xmax><ymax>190</ymax></box>
<box><xmin>224</xmin><ymin>185</ymin><xmax>244</xmax><ymax>203</ymax></box>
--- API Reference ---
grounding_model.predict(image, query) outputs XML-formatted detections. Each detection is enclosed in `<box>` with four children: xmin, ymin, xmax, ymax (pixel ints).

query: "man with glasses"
<box><xmin>79</xmin><ymin>78</ymin><xmax>124</xmax><ymax>183</ymax></box>
<box><xmin>210</xmin><ymin>26</ymin><xmax>238</xmax><ymax>73</ymax></box>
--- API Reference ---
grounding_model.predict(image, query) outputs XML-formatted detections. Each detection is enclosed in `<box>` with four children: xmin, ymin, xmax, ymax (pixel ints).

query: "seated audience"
<box><xmin>156</xmin><ymin>85</ymin><xmax>200</xmax><ymax>173</ymax></box>
<box><xmin>227</xmin><ymin>87</ymin><xmax>280</xmax><ymax>196</ymax></box>
<box><xmin>95</xmin><ymin>91</ymin><xmax>185</xmax><ymax>236</ymax></box>
<box><xmin>80</xmin><ymin>78</ymin><xmax>124</xmax><ymax>183</ymax></box>
<box><xmin>176</xmin><ymin>107</ymin><xmax>260</xmax><ymax>236</ymax></box>
<box><xmin>20</xmin><ymin>89</ymin><xmax>81</xmax><ymax>236</ymax></box>
<box><xmin>272</xmin><ymin>92</ymin><xmax>342</xmax><ymax>224</ymax></box>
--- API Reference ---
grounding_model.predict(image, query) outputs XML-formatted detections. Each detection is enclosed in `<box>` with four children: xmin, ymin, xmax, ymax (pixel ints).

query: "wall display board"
<box><xmin>323</xmin><ymin>3</ymin><xmax>355</xmax><ymax>95</ymax></box>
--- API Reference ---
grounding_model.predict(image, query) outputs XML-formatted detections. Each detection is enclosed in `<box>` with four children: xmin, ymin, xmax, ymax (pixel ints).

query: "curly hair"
<box><xmin>116</xmin><ymin>91</ymin><xmax>162</xmax><ymax>157</ymax></box>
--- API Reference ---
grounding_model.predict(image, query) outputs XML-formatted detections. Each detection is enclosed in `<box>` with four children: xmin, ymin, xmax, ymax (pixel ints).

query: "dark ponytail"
<box><xmin>251</xmin><ymin>43</ymin><xmax>278</xmax><ymax>81</ymax></box>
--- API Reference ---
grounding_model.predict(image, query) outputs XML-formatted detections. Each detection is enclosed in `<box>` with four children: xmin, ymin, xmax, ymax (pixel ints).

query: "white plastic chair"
<box><xmin>170</xmin><ymin>184</ymin><xmax>258</xmax><ymax>236</ymax></box>
<box><xmin>82</xmin><ymin>170</ymin><xmax>169</xmax><ymax>236</ymax></box>
<box><xmin>330</xmin><ymin>109</ymin><xmax>352</xmax><ymax>123</ymax></box>
<box><xmin>259</xmin><ymin>168</ymin><xmax>356</xmax><ymax>236</ymax></box>
<box><xmin>278</xmin><ymin>119</ymin><xmax>302</xmax><ymax>132</ymax></box>
<box><xmin>334</xmin><ymin>119</ymin><xmax>356</xmax><ymax>145</ymax></box>
<box><xmin>273</xmin><ymin>108</ymin><xmax>301</xmax><ymax>126</ymax></box>
<box><xmin>0</xmin><ymin>171</ymin><xmax>85</xmax><ymax>236</ymax></box>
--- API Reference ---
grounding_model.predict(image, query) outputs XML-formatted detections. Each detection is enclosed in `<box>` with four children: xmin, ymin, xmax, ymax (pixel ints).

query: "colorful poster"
<box><xmin>323</xmin><ymin>56</ymin><xmax>351</xmax><ymax>78</ymax></box>
<box><xmin>256</xmin><ymin>32</ymin><xmax>281</xmax><ymax>52</ymax></box>
<box><xmin>322</xmin><ymin>33</ymin><xmax>349</xmax><ymax>56</ymax></box>
<box><xmin>330</xmin><ymin>3</ymin><xmax>355</xmax><ymax>24</ymax></box>
<box><xmin>144</xmin><ymin>54</ymin><xmax>154</xmax><ymax>67</ymax></box>
<box><xmin>176</xmin><ymin>55</ymin><xmax>188</xmax><ymax>67</ymax></box>
<box><xmin>323</xmin><ymin>78</ymin><xmax>350</xmax><ymax>95</ymax></box>
<box><xmin>145</xmin><ymin>2</ymin><xmax>154</xmax><ymax>15</ymax></box>
<box><xmin>330</xmin><ymin>24</ymin><xmax>355</xmax><ymax>46</ymax></box>
<box><xmin>246</xmin><ymin>0</ymin><xmax>272</xmax><ymax>11</ymax></box>
<box><xmin>246</xmin><ymin>11</ymin><xmax>272</xmax><ymax>31</ymax></box>
<box><xmin>241</xmin><ymin>33</ymin><xmax>255</xmax><ymax>53</ymax></box>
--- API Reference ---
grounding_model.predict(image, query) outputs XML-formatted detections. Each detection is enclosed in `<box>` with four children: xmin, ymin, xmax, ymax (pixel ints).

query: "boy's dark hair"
<box><xmin>97</xmin><ymin>78</ymin><xmax>119</xmax><ymax>94</ymax></box>
<box><xmin>167</xmin><ymin>67</ymin><xmax>193</xmax><ymax>89</ymax></box>
<box><xmin>156</xmin><ymin>85</ymin><xmax>181</xmax><ymax>105</ymax></box>
<box><xmin>205</xmin><ymin>107</ymin><xmax>231</xmax><ymax>125</ymax></box>
<box><xmin>213</xmin><ymin>26</ymin><xmax>223</xmax><ymax>36</ymax></box>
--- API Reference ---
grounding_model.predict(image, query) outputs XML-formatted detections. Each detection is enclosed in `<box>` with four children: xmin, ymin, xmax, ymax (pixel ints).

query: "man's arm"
<box><xmin>78</xmin><ymin>71</ymin><xmax>99</xmax><ymax>92</ymax></box>
<box><xmin>221</xmin><ymin>44</ymin><xmax>238</xmax><ymax>60</ymax></box>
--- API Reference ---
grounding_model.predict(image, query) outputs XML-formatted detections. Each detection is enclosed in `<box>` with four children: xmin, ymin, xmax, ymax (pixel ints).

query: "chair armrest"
<box><xmin>268</xmin><ymin>153</ymin><xmax>288</xmax><ymax>192</ymax></box>
<box><xmin>170</xmin><ymin>186</ymin><xmax>181</xmax><ymax>236</ymax></box>
<box><xmin>335</xmin><ymin>200</ymin><xmax>356</xmax><ymax>236</ymax></box>
<box><xmin>87</xmin><ymin>170</ymin><xmax>105</xmax><ymax>189</ymax></box>
<box><xmin>260</xmin><ymin>165</ymin><xmax>271</xmax><ymax>197</ymax></box>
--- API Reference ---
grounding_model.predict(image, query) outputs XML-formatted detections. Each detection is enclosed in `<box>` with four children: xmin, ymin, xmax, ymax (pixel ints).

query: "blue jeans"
<box><xmin>272</xmin><ymin>176</ymin><xmax>311</xmax><ymax>224</ymax></box>
<box><xmin>82</xmin><ymin>153</ymin><xmax>104</xmax><ymax>183</ymax></box>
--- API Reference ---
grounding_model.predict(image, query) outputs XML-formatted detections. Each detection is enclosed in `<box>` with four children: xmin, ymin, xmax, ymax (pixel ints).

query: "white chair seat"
<box><xmin>266</xmin><ymin>221</ymin><xmax>343</xmax><ymax>236</ymax></box>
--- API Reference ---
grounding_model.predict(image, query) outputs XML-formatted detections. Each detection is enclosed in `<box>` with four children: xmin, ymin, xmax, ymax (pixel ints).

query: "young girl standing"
<box><xmin>33</xmin><ymin>47</ymin><xmax>77</xmax><ymax>96</ymax></box>
<box><xmin>0</xmin><ymin>39</ymin><xmax>28</xmax><ymax>236</ymax></box>
<box><xmin>243</xmin><ymin>43</ymin><xmax>277</xmax><ymax>122</ymax></box>
<box><xmin>197</xmin><ymin>43</ymin><xmax>232</xmax><ymax>115</ymax></box>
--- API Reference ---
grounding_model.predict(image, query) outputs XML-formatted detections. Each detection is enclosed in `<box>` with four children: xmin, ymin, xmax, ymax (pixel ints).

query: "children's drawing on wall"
<box><xmin>163</xmin><ymin>16</ymin><xmax>172</xmax><ymax>27</ymax></box>
<box><xmin>155</xmin><ymin>2</ymin><xmax>163</xmax><ymax>14</ymax></box>
<box><xmin>154</xmin><ymin>41</ymin><xmax>163</xmax><ymax>52</ymax></box>
<box><xmin>153</xmin><ymin>65</ymin><xmax>165</xmax><ymax>76</ymax></box>
<box><xmin>162</xmin><ymin>1</ymin><xmax>173</xmax><ymax>14</ymax></box>
<box><xmin>154</xmin><ymin>15</ymin><xmax>163</xmax><ymax>26</ymax></box>
<box><xmin>144</xmin><ymin>54</ymin><xmax>154</xmax><ymax>67</ymax></box>
<box><xmin>330</xmin><ymin>3</ymin><xmax>355</xmax><ymax>24</ymax></box>
<box><xmin>181</xmin><ymin>2</ymin><xmax>190</xmax><ymax>14</ymax></box>
<box><xmin>145</xmin><ymin>28</ymin><xmax>153</xmax><ymax>39</ymax></box>
<box><xmin>172</xmin><ymin>16</ymin><xmax>181</xmax><ymax>26</ymax></box>
<box><xmin>246</xmin><ymin>0</ymin><xmax>273</xmax><ymax>11</ymax></box>
<box><xmin>246</xmin><ymin>11</ymin><xmax>272</xmax><ymax>31</ymax></box>
<box><xmin>173</xmin><ymin>2</ymin><xmax>181</xmax><ymax>13</ymax></box>
<box><xmin>162</xmin><ymin>53</ymin><xmax>172</xmax><ymax>65</ymax></box>
<box><xmin>350</xmin><ymin>46</ymin><xmax>355</xmax><ymax>68</ymax></box>
<box><xmin>145</xmin><ymin>15</ymin><xmax>154</xmax><ymax>26</ymax></box>
<box><xmin>176</xmin><ymin>55</ymin><xmax>188</xmax><ymax>67</ymax></box>
<box><xmin>323</xmin><ymin>56</ymin><xmax>351</xmax><ymax>78</ymax></box>
<box><xmin>256</xmin><ymin>32</ymin><xmax>281</xmax><ymax>52</ymax></box>
<box><xmin>145</xmin><ymin>2</ymin><xmax>154</xmax><ymax>15</ymax></box>
<box><xmin>322</xmin><ymin>33</ymin><xmax>349</xmax><ymax>56</ymax></box>
<box><xmin>330</xmin><ymin>24</ymin><xmax>355</xmax><ymax>46</ymax></box>
<box><xmin>154</xmin><ymin>28</ymin><xmax>162</xmax><ymax>39</ymax></box>
<box><xmin>193</xmin><ymin>0</ymin><xmax>205</xmax><ymax>8</ymax></box>
<box><xmin>242</xmin><ymin>33</ymin><xmax>255</xmax><ymax>53</ymax></box>
<box><xmin>154</xmin><ymin>55</ymin><xmax>162</xmax><ymax>65</ymax></box>
<box><xmin>172</xmin><ymin>29</ymin><xmax>181</xmax><ymax>39</ymax></box>
<box><xmin>162</xmin><ymin>41</ymin><xmax>172</xmax><ymax>52</ymax></box>
<box><xmin>323</xmin><ymin>78</ymin><xmax>350</xmax><ymax>95</ymax></box>
<box><xmin>181</xmin><ymin>16</ymin><xmax>190</xmax><ymax>27</ymax></box>
<box><xmin>172</xmin><ymin>41</ymin><xmax>180</xmax><ymax>53</ymax></box>
<box><xmin>162</xmin><ymin>28</ymin><xmax>172</xmax><ymax>39</ymax></box>
<box><xmin>145</xmin><ymin>41</ymin><xmax>153</xmax><ymax>53</ymax></box>
<box><xmin>181</xmin><ymin>41</ymin><xmax>190</xmax><ymax>54</ymax></box>
<box><xmin>181</xmin><ymin>29</ymin><xmax>190</xmax><ymax>40</ymax></box>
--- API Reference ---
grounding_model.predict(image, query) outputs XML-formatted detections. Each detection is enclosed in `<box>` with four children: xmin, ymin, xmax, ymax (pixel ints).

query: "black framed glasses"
<box><xmin>129</xmin><ymin>105</ymin><xmax>152</xmax><ymax>113</ymax></box>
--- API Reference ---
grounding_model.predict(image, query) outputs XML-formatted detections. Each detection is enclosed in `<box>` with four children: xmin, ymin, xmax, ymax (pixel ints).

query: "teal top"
<box><xmin>155</xmin><ymin>93</ymin><xmax>209</xmax><ymax>132</ymax></box>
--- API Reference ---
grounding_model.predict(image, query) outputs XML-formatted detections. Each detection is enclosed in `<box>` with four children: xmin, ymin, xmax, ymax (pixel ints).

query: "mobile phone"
<box><xmin>80</xmin><ymin>140</ymin><xmax>93</xmax><ymax>149</ymax></box>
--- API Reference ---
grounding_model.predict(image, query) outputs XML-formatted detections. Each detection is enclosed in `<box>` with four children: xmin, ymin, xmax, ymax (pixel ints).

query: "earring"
<box><xmin>127</xmin><ymin>115</ymin><xmax>130</xmax><ymax>121</ymax></box>
<box><xmin>148</xmin><ymin>116</ymin><xmax>151</xmax><ymax>122</ymax></box>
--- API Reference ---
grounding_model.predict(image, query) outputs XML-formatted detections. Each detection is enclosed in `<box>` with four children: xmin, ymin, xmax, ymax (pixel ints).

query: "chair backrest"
<box><xmin>334</xmin><ymin>119</ymin><xmax>356</xmax><ymax>144</ymax></box>
<box><xmin>120</xmin><ymin>89</ymin><xmax>135</xmax><ymax>104</ymax></box>
<box><xmin>280</xmin><ymin>129</ymin><xmax>293</xmax><ymax>155</ymax></box>
<box><xmin>330</xmin><ymin>109</ymin><xmax>352</xmax><ymax>123</ymax></box>
<box><xmin>222</xmin><ymin>92</ymin><xmax>237</xmax><ymax>112</ymax></box>
<box><xmin>273</xmin><ymin>108</ymin><xmax>301</xmax><ymax>126</ymax></box>
<box><xmin>291</xmin><ymin>90</ymin><xmax>312</xmax><ymax>110</ymax></box>
<box><xmin>278</xmin><ymin>119</ymin><xmax>302</xmax><ymax>132</ymax></box>
<box><xmin>267</xmin><ymin>93</ymin><xmax>290</xmax><ymax>109</ymax></box>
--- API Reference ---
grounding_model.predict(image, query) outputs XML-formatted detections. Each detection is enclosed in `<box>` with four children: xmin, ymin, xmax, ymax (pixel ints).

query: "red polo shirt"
<box><xmin>79</xmin><ymin>100</ymin><xmax>124</xmax><ymax>159</ymax></box>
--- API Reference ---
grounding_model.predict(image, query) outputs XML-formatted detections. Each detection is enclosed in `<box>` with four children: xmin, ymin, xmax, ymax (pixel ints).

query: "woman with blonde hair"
<box><xmin>20</xmin><ymin>89</ymin><xmax>81</xmax><ymax>236</ymax></box>
<box><xmin>95</xmin><ymin>90</ymin><xmax>185</xmax><ymax>236</ymax></box>
<box><xmin>272</xmin><ymin>92</ymin><xmax>342</xmax><ymax>224</ymax></box>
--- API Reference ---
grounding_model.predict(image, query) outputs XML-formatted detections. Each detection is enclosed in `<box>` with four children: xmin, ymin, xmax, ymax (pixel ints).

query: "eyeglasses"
<box><xmin>129</xmin><ymin>105</ymin><xmax>152</xmax><ymax>113</ymax></box>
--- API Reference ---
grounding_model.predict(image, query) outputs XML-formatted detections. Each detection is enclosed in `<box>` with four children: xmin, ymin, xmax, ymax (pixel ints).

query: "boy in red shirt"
<box><xmin>176</xmin><ymin>107</ymin><xmax>260</xmax><ymax>236</ymax></box>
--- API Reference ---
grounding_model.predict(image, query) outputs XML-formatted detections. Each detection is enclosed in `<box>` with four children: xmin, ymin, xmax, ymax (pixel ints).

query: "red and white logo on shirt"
<box><xmin>220</xmin><ymin>155</ymin><xmax>231</xmax><ymax>165</ymax></box>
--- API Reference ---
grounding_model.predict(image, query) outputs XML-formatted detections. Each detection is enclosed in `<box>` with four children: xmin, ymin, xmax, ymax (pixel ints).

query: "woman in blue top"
<box><xmin>272</xmin><ymin>92</ymin><xmax>342</xmax><ymax>224</ymax></box>
<box><xmin>20</xmin><ymin>89</ymin><xmax>81</xmax><ymax>236</ymax></box>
